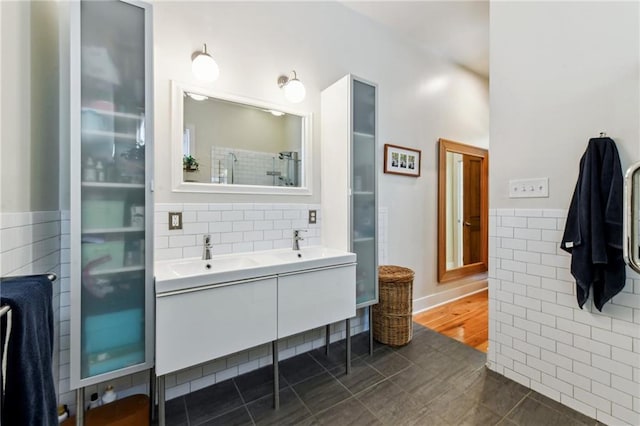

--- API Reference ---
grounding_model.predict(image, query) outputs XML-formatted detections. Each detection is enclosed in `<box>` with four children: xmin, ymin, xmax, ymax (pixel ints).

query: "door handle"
<box><xmin>464</xmin><ymin>222</ymin><xmax>472</xmax><ymax>226</ymax></box>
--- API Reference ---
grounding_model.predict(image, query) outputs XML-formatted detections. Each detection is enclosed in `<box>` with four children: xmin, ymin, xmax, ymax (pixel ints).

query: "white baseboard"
<box><xmin>413</xmin><ymin>281</ymin><xmax>488</xmax><ymax>314</ymax></box>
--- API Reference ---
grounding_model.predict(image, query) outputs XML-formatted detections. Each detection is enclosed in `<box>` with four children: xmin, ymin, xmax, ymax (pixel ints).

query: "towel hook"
<box><xmin>599</xmin><ymin>131</ymin><xmax>607</xmax><ymax>137</ymax></box>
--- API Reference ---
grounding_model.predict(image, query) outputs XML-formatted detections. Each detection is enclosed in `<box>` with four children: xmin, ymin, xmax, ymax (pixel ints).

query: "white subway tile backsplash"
<box><xmin>592</xmin><ymin>328</ymin><xmax>632</xmax><ymax>351</ymax></box>
<box><xmin>490</xmin><ymin>208</ymin><xmax>640</xmax><ymax>425</ymax></box>
<box><xmin>574</xmin><ymin>387</ymin><xmax>611</xmax><ymax>413</ymax></box>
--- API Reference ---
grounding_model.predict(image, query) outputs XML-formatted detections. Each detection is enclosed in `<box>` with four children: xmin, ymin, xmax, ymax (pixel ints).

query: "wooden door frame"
<box><xmin>437</xmin><ymin>139</ymin><xmax>489</xmax><ymax>283</ymax></box>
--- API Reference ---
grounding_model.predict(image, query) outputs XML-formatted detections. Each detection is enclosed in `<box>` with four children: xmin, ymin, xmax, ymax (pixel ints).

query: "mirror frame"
<box><xmin>437</xmin><ymin>138</ymin><xmax>489</xmax><ymax>283</ymax></box>
<box><xmin>171</xmin><ymin>80</ymin><xmax>313</xmax><ymax>195</ymax></box>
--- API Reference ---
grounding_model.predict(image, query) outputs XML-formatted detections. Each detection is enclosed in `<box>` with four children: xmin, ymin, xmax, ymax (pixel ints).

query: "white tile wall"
<box><xmin>211</xmin><ymin>147</ymin><xmax>300</xmax><ymax>186</ymax></box>
<box><xmin>488</xmin><ymin>208</ymin><xmax>640</xmax><ymax>426</ymax></box>
<box><xmin>0</xmin><ymin>211</ymin><xmax>61</xmax><ymax>404</ymax></box>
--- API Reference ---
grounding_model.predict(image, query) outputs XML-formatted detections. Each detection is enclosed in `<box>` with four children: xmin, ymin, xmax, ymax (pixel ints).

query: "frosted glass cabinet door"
<box><xmin>71</xmin><ymin>0</ymin><xmax>153</xmax><ymax>389</ymax></box>
<box><xmin>352</xmin><ymin>80</ymin><xmax>378</xmax><ymax>306</ymax></box>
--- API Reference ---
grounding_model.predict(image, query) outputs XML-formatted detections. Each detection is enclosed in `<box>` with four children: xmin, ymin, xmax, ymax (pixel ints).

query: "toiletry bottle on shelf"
<box><xmin>101</xmin><ymin>385</ymin><xmax>117</xmax><ymax>405</ymax></box>
<box><xmin>88</xmin><ymin>392</ymin><xmax>100</xmax><ymax>409</ymax></box>
<box><xmin>96</xmin><ymin>160</ymin><xmax>105</xmax><ymax>182</ymax></box>
<box><xmin>83</xmin><ymin>157</ymin><xmax>96</xmax><ymax>182</ymax></box>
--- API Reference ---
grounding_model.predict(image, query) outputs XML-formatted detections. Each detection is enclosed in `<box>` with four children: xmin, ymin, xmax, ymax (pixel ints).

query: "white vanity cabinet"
<box><xmin>155</xmin><ymin>277</ymin><xmax>277</xmax><ymax>376</ymax></box>
<box><xmin>278</xmin><ymin>265</ymin><xmax>356</xmax><ymax>338</ymax></box>
<box><xmin>154</xmin><ymin>249</ymin><xmax>356</xmax><ymax>426</ymax></box>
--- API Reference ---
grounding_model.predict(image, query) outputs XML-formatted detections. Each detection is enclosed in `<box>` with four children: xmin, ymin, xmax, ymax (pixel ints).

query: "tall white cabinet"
<box><xmin>69</xmin><ymin>0</ymin><xmax>154</xmax><ymax>399</ymax></box>
<box><xmin>321</xmin><ymin>75</ymin><xmax>378</xmax><ymax>350</ymax></box>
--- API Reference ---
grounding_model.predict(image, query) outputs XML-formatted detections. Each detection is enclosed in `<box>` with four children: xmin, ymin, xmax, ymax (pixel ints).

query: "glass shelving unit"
<box><xmin>70</xmin><ymin>0</ymin><xmax>153</xmax><ymax>392</ymax></box>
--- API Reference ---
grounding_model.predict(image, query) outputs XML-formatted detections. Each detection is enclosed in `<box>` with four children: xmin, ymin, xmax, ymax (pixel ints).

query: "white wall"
<box><xmin>153</xmin><ymin>1</ymin><xmax>489</xmax><ymax>304</ymax></box>
<box><xmin>1</xmin><ymin>0</ymin><xmax>60</xmax><ymax>212</ymax></box>
<box><xmin>490</xmin><ymin>2</ymin><xmax>640</xmax><ymax>425</ymax></box>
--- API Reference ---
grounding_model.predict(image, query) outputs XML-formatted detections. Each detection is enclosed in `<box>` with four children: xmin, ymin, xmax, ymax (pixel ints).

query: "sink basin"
<box><xmin>169</xmin><ymin>257</ymin><xmax>260</xmax><ymax>277</ymax></box>
<box><xmin>155</xmin><ymin>246</ymin><xmax>356</xmax><ymax>294</ymax></box>
<box><xmin>262</xmin><ymin>246</ymin><xmax>354</xmax><ymax>263</ymax></box>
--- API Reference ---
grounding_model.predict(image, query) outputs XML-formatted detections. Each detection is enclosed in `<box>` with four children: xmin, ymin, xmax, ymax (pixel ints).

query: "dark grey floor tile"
<box><xmin>184</xmin><ymin>379</ymin><xmax>244</xmax><ymax>425</ymax></box>
<box><xmin>389</xmin><ymin>364</ymin><xmax>443</xmax><ymax>404</ymax></box>
<box><xmin>458</xmin><ymin>405</ymin><xmax>503</xmax><ymax>426</ymax></box>
<box><xmin>393</xmin><ymin>331</ymin><xmax>438</xmax><ymax>362</ymax></box>
<box><xmin>329</xmin><ymin>358</ymin><xmax>385</xmax><ymax>394</ymax></box>
<box><xmin>411</xmin><ymin>411</ymin><xmax>451</xmax><ymax>426</ymax></box>
<box><xmin>153</xmin><ymin>397</ymin><xmax>188</xmax><ymax>426</ymax></box>
<box><xmin>314</xmin><ymin>397</ymin><xmax>381</xmax><ymax>425</ymax></box>
<box><xmin>352</xmin><ymin>331</ymin><xmax>388</xmax><ymax>358</ymax></box>
<box><xmin>247</xmin><ymin>387</ymin><xmax>312</xmax><ymax>426</ymax></box>
<box><xmin>507</xmin><ymin>397</ymin><xmax>585</xmax><ymax>426</ymax></box>
<box><xmin>356</xmin><ymin>380</ymin><xmax>430</xmax><ymax>425</ymax></box>
<box><xmin>279</xmin><ymin>353</ymin><xmax>326</xmax><ymax>385</ymax></box>
<box><xmin>439</xmin><ymin>340</ymin><xmax>487</xmax><ymax>367</ymax></box>
<box><xmin>364</xmin><ymin>346</ymin><xmax>412</xmax><ymax>377</ymax></box>
<box><xmin>529</xmin><ymin>391</ymin><xmax>596</xmax><ymax>425</ymax></box>
<box><xmin>418</xmin><ymin>328</ymin><xmax>458</xmax><ymax>349</ymax></box>
<box><xmin>452</xmin><ymin>367</ymin><xmax>529</xmax><ymax>417</ymax></box>
<box><xmin>428</xmin><ymin>385</ymin><xmax>481</xmax><ymax>425</ymax></box>
<box><xmin>233</xmin><ymin>365</ymin><xmax>287</xmax><ymax>404</ymax></box>
<box><xmin>351</xmin><ymin>332</ymin><xmax>371</xmax><ymax>357</ymax></box>
<box><xmin>196</xmin><ymin>406</ymin><xmax>253</xmax><ymax>426</ymax></box>
<box><xmin>310</xmin><ymin>340</ymin><xmax>357</xmax><ymax>370</ymax></box>
<box><xmin>293</xmin><ymin>371</ymin><xmax>352</xmax><ymax>414</ymax></box>
<box><xmin>412</xmin><ymin>321</ymin><xmax>428</xmax><ymax>335</ymax></box>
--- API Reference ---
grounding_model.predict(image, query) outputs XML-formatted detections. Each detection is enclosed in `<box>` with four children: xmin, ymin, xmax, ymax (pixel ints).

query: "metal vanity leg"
<box><xmin>158</xmin><ymin>375</ymin><xmax>166</xmax><ymax>426</ymax></box>
<box><xmin>346</xmin><ymin>318</ymin><xmax>352</xmax><ymax>375</ymax></box>
<box><xmin>272</xmin><ymin>340</ymin><xmax>280</xmax><ymax>410</ymax></box>
<box><xmin>150</xmin><ymin>367</ymin><xmax>156</xmax><ymax>422</ymax></box>
<box><xmin>76</xmin><ymin>387</ymin><xmax>85</xmax><ymax>426</ymax></box>
<box><xmin>325</xmin><ymin>324</ymin><xmax>331</xmax><ymax>355</ymax></box>
<box><xmin>369</xmin><ymin>305</ymin><xmax>374</xmax><ymax>356</ymax></box>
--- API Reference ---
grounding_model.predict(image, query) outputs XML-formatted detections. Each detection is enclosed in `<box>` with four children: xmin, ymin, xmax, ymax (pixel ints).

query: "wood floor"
<box><xmin>413</xmin><ymin>288</ymin><xmax>488</xmax><ymax>353</ymax></box>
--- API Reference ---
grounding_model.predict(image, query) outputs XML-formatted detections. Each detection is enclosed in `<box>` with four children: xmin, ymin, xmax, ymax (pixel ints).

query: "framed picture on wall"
<box><xmin>383</xmin><ymin>144</ymin><xmax>421</xmax><ymax>177</ymax></box>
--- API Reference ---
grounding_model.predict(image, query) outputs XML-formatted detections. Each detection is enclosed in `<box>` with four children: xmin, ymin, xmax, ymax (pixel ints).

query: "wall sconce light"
<box><xmin>191</xmin><ymin>43</ymin><xmax>219</xmax><ymax>82</ymax></box>
<box><xmin>277</xmin><ymin>70</ymin><xmax>306</xmax><ymax>103</ymax></box>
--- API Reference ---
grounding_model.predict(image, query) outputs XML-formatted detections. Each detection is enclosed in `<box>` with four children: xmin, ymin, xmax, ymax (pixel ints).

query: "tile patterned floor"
<box><xmin>157</xmin><ymin>323</ymin><xmax>600</xmax><ymax>426</ymax></box>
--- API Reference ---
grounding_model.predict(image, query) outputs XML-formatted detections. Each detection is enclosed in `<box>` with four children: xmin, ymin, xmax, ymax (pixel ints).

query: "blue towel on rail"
<box><xmin>1</xmin><ymin>275</ymin><xmax>57</xmax><ymax>426</ymax></box>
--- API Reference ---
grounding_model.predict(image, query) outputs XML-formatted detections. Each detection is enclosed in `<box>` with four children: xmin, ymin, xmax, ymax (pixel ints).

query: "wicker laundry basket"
<box><xmin>373</xmin><ymin>265</ymin><xmax>415</xmax><ymax>347</ymax></box>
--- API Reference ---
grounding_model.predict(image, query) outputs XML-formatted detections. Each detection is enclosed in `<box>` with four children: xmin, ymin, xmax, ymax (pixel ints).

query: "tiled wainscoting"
<box><xmin>0</xmin><ymin>211</ymin><xmax>62</xmax><ymax>403</ymax></box>
<box><xmin>488</xmin><ymin>208</ymin><xmax>640</xmax><ymax>426</ymax></box>
<box><xmin>4</xmin><ymin>203</ymin><xmax>388</xmax><ymax>412</ymax></box>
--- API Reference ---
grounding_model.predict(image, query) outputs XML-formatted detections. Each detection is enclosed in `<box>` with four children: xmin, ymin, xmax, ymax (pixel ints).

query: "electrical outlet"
<box><xmin>168</xmin><ymin>212</ymin><xmax>183</xmax><ymax>230</ymax></box>
<box><xmin>508</xmin><ymin>178</ymin><xmax>549</xmax><ymax>198</ymax></box>
<box><xmin>308</xmin><ymin>210</ymin><xmax>317</xmax><ymax>224</ymax></box>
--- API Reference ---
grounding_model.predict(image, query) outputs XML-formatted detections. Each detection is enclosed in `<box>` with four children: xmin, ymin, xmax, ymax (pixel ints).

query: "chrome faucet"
<box><xmin>293</xmin><ymin>230</ymin><xmax>306</xmax><ymax>251</ymax></box>
<box><xmin>202</xmin><ymin>234</ymin><xmax>212</xmax><ymax>260</ymax></box>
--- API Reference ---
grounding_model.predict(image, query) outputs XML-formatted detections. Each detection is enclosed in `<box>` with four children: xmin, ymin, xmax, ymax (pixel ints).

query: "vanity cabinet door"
<box><xmin>155</xmin><ymin>277</ymin><xmax>277</xmax><ymax>376</ymax></box>
<box><xmin>277</xmin><ymin>265</ymin><xmax>356</xmax><ymax>339</ymax></box>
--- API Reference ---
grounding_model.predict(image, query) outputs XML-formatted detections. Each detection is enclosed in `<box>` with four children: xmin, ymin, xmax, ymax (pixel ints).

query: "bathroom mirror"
<box><xmin>171</xmin><ymin>81</ymin><xmax>312</xmax><ymax>195</ymax></box>
<box><xmin>437</xmin><ymin>139</ymin><xmax>489</xmax><ymax>282</ymax></box>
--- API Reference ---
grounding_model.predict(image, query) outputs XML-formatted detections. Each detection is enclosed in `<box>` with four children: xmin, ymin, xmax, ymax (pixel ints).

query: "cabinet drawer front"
<box><xmin>156</xmin><ymin>277</ymin><xmax>277</xmax><ymax>375</ymax></box>
<box><xmin>278</xmin><ymin>264</ymin><xmax>356</xmax><ymax>338</ymax></box>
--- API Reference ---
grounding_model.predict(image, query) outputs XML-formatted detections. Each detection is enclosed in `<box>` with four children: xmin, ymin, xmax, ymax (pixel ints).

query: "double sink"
<box><xmin>154</xmin><ymin>245</ymin><xmax>356</xmax><ymax>294</ymax></box>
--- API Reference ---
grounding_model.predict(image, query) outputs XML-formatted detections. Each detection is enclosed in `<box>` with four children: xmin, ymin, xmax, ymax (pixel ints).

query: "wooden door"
<box><xmin>463</xmin><ymin>155</ymin><xmax>482</xmax><ymax>264</ymax></box>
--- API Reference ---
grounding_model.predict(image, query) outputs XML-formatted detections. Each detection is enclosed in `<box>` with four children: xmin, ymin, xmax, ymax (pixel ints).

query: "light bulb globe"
<box><xmin>191</xmin><ymin>53</ymin><xmax>219</xmax><ymax>82</ymax></box>
<box><xmin>284</xmin><ymin>79</ymin><xmax>306</xmax><ymax>103</ymax></box>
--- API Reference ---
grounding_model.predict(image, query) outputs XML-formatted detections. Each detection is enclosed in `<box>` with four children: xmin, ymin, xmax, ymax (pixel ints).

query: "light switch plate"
<box><xmin>168</xmin><ymin>212</ymin><xmax>183</xmax><ymax>230</ymax></box>
<box><xmin>508</xmin><ymin>178</ymin><xmax>549</xmax><ymax>198</ymax></box>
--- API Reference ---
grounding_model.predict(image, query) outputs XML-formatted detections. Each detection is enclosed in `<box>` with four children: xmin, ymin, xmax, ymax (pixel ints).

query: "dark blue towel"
<box><xmin>1</xmin><ymin>275</ymin><xmax>57</xmax><ymax>426</ymax></box>
<box><xmin>561</xmin><ymin>137</ymin><xmax>626</xmax><ymax>311</ymax></box>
